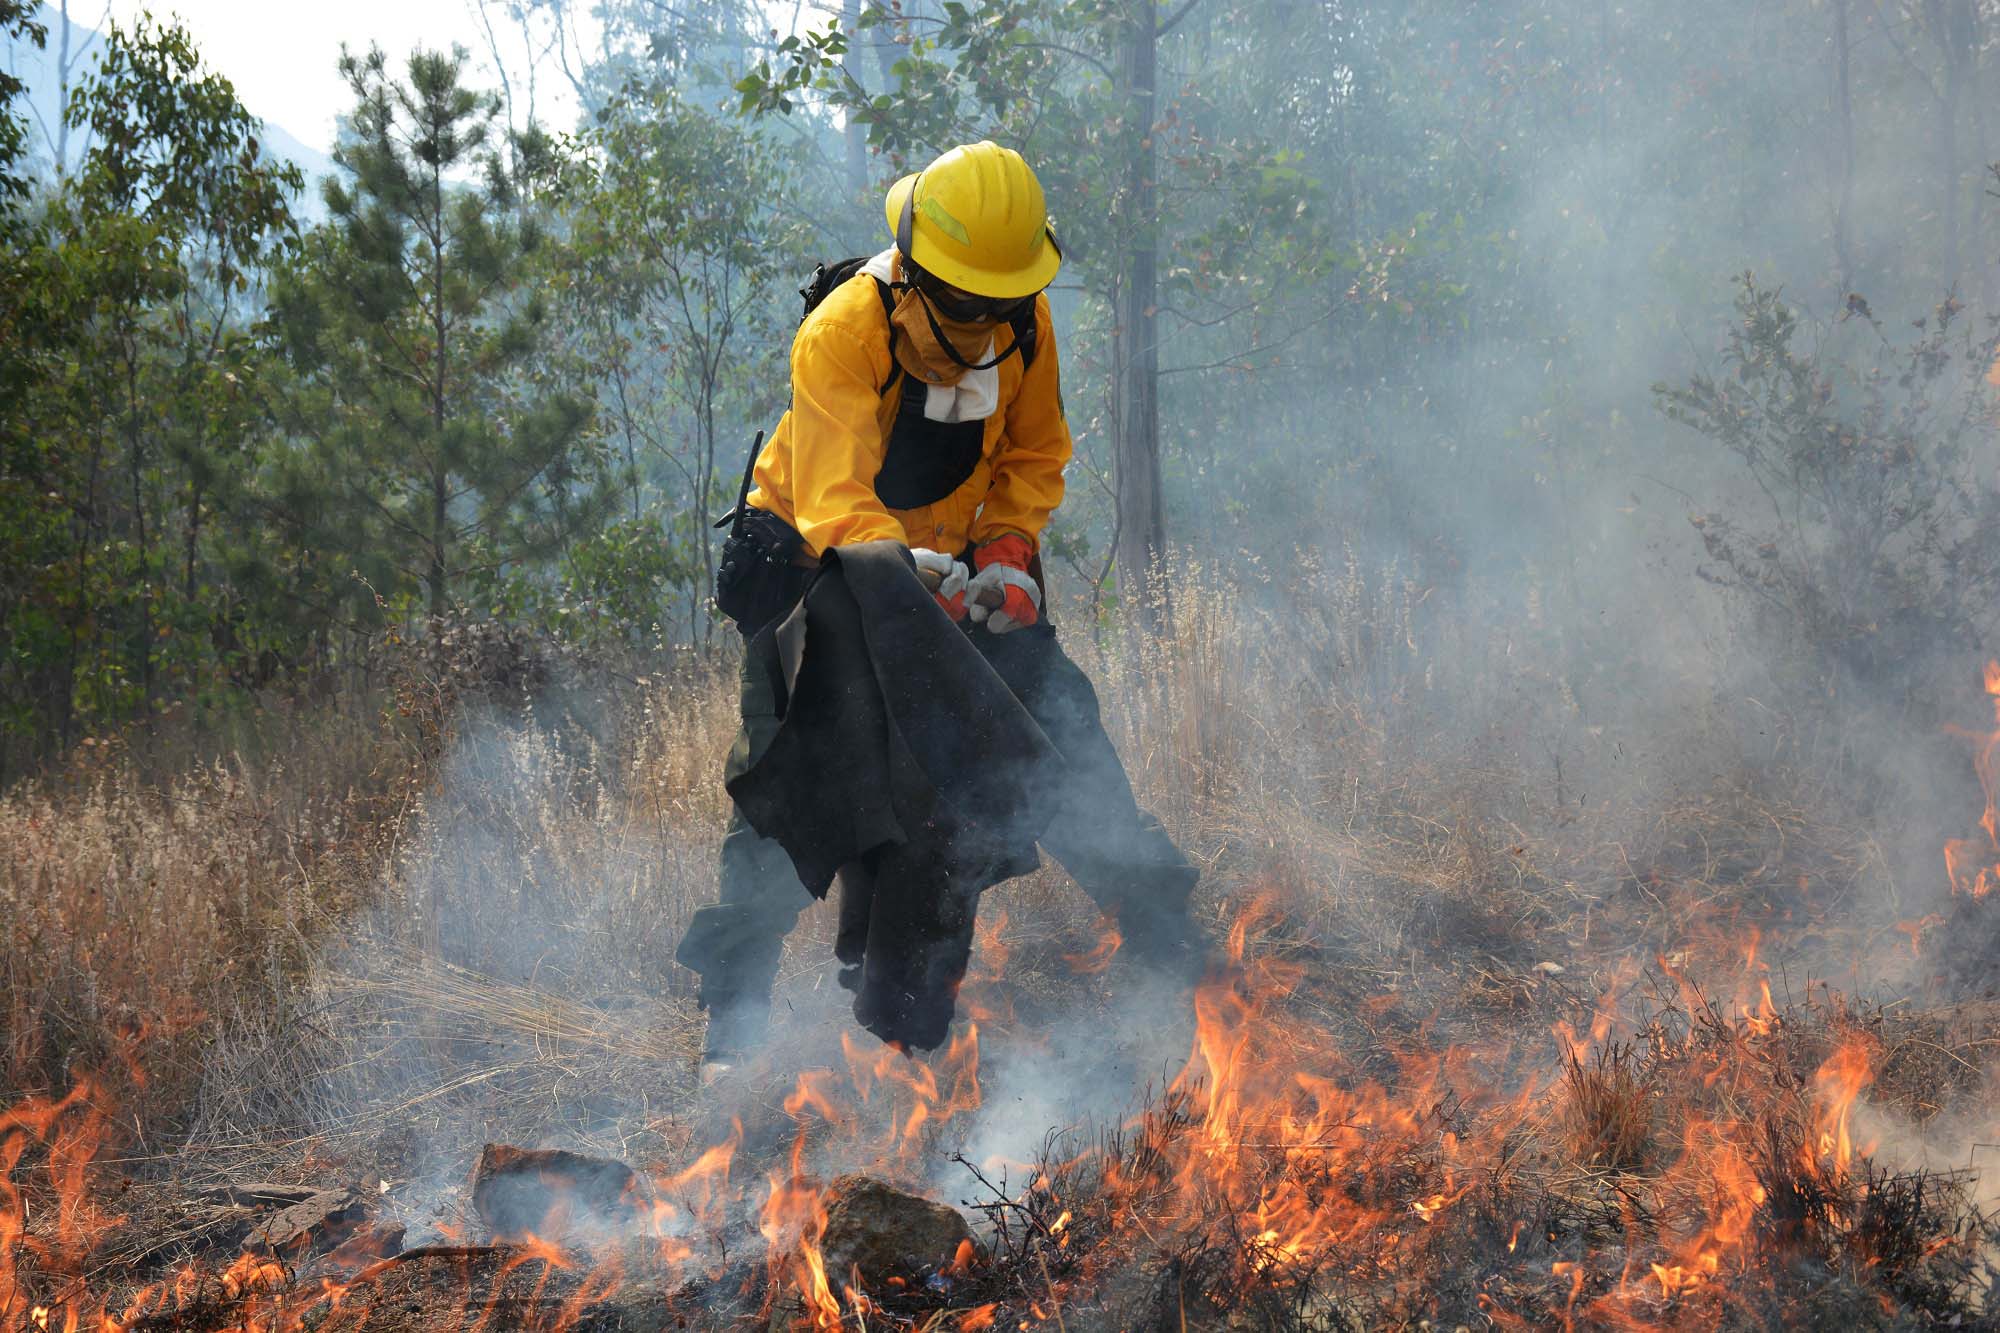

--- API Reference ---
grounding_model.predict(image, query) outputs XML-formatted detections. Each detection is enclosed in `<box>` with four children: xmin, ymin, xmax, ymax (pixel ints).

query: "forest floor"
<box><xmin>5</xmin><ymin>575</ymin><xmax>2000</xmax><ymax>1330</ymax></box>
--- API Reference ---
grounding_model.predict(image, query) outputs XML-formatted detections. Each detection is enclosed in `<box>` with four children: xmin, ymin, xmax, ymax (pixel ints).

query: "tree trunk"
<box><xmin>1940</xmin><ymin>20</ymin><xmax>1962</xmax><ymax>290</ymax></box>
<box><xmin>869</xmin><ymin>0</ymin><xmax>902</xmax><ymax>111</ymax></box>
<box><xmin>125</xmin><ymin>333</ymin><xmax>153</xmax><ymax>708</ymax></box>
<box><xmin>1924</xmin><ymin>0</ymin><xmax>1972</xmax><ymax>289</ymax></box>
<box><xmin>183</xmin><ymin>480</ymin><xmax>201</xmax><ymax>602</ymax></box>
<box><xmin>1832</xmin><ymin>0</ymin><xmax>1856</xmax><ymax>293</ymax></box>
<box><xmin>842</xmin><ymin>0</ymin><xmax>867</xmax><ymax>195</ymax></box>
<box><xmin>612</xmin><ymin>354</ymin><xmax>642</xmax><ymax>523</ymax></box>
<box><xmin>429</xmin><ymin>464</ymin><xmax>448</xmax><ymax>619</ymax></box>
<box><xmin>427</xmin><ymin>368</ymin><xmax>447</xmax><ymax>616</ymax></box>
<box><xmin>429</xmin><ymin>162</ymin><xmax>450</xmax><ymax>619</ymax></box>
<box><xmin>697</xmin><ymin>381</ymin><xmax>717</xmax><ymax>649</ymax></box>
<box><xmin>1112</xmin><ymin>0</ymin><xmax>1165</xmax><ymax>630</ymax></box>
<box><xmin>1961</xmin><ymin>3</ymin><xmax>1989</xmax><ymax>307</ymax></box>
<box><xmin>54</xmin><ymin>0</ymin><xmax>70</xmax><ymax>174</ymax></box>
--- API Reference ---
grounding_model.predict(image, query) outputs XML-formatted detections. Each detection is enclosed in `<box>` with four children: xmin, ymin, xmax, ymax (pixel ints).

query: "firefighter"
<box><xmin>677</xmin><ymin>141</ymin><xmax>1198</xmax><ymax>1073</ymax></box>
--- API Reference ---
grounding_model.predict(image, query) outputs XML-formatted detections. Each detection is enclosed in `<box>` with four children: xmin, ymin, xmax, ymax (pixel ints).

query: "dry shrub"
<box><xmin>1075</xmin><ymin>546</ymin><xmax>1477</xmax><ymax>830</ymax></box>
<box><xmin>1868</xmin><ymin>999</ymin><xmax>1999</xmax><ymax>1121</ymax></box>
<box><xmin>1563</xmin><ymin>1042</ymin><xmax>1654</xmax><ymax>1170</ymax></box>
<box><xmin>1845</xmin><ymin>1163</ymin><xmax>1986</xmax><ymax>1321</ymax></box>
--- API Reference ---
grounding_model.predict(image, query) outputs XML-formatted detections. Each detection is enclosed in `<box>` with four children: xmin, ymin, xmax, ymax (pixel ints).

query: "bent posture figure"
<box><xmin>677</xmin><ymin>142</ymin><xmax>1198</xmax><ymax>1068</ymax></box>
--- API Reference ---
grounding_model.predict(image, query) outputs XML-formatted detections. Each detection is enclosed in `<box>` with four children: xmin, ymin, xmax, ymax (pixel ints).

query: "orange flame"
<box><xmin>839</xmin><ymin>1023</ymin><xmax>983</xmax><ymax>1163</ymax></box>
<box><xmin>1808</xmin><ymin>1034</ymin><xmax>1878</xmax><ymax>1176</ymax></box>
<box><xmin>0</xmin><ymin>773</ymin><xmax>1955</xmax><ymax>1333</ymax></box>
<box><xmin>758</xmin><ymin>1118</ymin><xmax>841</xmax><ymax>1329</ymax></box>
<box><xmin>1062</xmin><ymin>915</ymin><xmax>1124</xmax><ymax>975</ymax></box>
<box><xmin>1</xmin><ymin>1081</ymin><xmax>124</xmax><ymax>1330</ymax></box>
<box><xmin>1945</xmin><ymin>660</ymin><xmax>2000</xmax><ymax>896</ymax></box>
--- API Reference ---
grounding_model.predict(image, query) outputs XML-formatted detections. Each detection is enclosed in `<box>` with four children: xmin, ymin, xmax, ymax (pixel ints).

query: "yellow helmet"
<box><xmin>884</xmin><ymin>142</ymin><xmax>1062</xmax><ymax>300</ymax></box>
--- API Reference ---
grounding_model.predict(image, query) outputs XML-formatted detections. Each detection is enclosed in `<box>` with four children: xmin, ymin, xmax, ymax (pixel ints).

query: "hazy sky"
<box><xmin>88</xmin><ymin>0</ymin><xmax>595</xmax><ymax>152</ymax></box>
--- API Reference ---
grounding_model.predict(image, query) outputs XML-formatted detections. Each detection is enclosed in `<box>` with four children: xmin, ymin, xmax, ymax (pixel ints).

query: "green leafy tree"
<box><xmin>66</xmin><ymin>16</ymin><xmax>302</xmax><ymax>692</ymax></box>
<box><xmin>0</xmin><ymin>15</ymin><xmax>298</xmax><ymax>767</ymax></box>
<box><xmin>564</xmin><ymin>83</ymin><xmax>806</xmax><ymax>643</ymax></box>
<box><xmin>0</xmin><ymin>1</ymin><xmax>54</xmax><ymax>769</ymax></box>
<box><xmin>0</xmin><ymin>0</ymin><xmax>44</xmax><ymax>203</ymax></box>
<box><xmin>266</xmin><ymin>45</ymin><xmax>607</xmax><ymax>623</ymax></box>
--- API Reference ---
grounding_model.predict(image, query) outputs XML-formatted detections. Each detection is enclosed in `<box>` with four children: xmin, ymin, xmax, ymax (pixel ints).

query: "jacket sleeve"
<box><xmin>974</xmin><ymin>298</ymin><xmax>1072</xmax><ymax>548</ymax></box>
<box><xmin>788</xmin><ymin>317</ymin><xmax>905</xmax><ymax>555</ymax></box>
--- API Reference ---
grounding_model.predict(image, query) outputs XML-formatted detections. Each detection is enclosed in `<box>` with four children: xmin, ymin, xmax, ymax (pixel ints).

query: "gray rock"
<box><xmin>471</xmin><ymin>1143</ymin><xmax>639</xmax><ymax>1241</ymax></box>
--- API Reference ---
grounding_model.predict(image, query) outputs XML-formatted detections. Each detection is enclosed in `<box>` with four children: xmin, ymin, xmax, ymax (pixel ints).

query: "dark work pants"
<box><xmin>674</xmin><ymin>617</ymin><xmax>1198</xmax><ymax>1055</ymax></box>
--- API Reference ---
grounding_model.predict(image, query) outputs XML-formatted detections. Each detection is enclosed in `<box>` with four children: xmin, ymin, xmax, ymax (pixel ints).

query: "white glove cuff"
<box><xmin>984</xmin><ymin>563</ymin><xmax>1041</xmax><ymax>605</ymax></box>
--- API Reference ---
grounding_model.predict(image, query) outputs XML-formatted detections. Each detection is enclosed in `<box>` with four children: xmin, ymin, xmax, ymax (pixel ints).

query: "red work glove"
<box><xmin>967</xmin><ymin>534</ymin><xmax>1042</xmax><ymax>634</ymax></box>
<box><xmin>910</xmin><ymin>547</ymin><xmax>971</xmax><ymax>621</ymax></box>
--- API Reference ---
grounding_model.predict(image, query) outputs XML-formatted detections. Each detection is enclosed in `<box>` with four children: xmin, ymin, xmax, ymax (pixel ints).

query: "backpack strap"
<box><xmin>1008</xmin><ymin>301</ymin><xmax>1038</xmax><ymax>370</ymax></box>
<box><xmin>871</xmin><ymin>277</ymin><xmax>902</xmax><ymax>394</ymax></box>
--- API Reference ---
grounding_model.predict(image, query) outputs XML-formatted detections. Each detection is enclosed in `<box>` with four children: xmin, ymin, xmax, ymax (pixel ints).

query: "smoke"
<box><xmin>175</xmin><ymin>0</ymin><xmax>2000</xmax><ymax>1290</ymax></box>
<box><xmin>1152</xmin><ymin>2</ymin><xmax>1999</xmax><ymax>805</ymax></box>
<box><xmin>196</xmin><ymin>664</ymin><xmax>1159</xmax><ymax>1239</ymax></box>
<box><xmin>1160</xmin><ymin>4</ymin><xmax>2000</xmax><ymax>1001</ymax></box>
<box><xmin>943</xmin><ymin>961</ymin><xmax>1199</xmax><ymax>1194</ymax></box>
<box><xmin>184</xmin><ymin>690</ymin><xmax>727</xmax><ymax>1236</ymax></box>
<box><xmin>1858</xmin><ymin>1090</ymin><xmax>2000</xmax><ymax>1214</ymax></box>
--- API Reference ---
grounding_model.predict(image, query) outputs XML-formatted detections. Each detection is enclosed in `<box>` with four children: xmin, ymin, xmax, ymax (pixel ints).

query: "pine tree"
<box><xmin>267</xmin><ymin>44</ymin><xmax>604</xmax><ymax>621</ymax></box>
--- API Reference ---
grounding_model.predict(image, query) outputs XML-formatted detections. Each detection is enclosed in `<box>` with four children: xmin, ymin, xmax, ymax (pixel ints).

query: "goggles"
<box><xmin>912</xmin><ymin>269</ymin><xmax>1035</xmax><ymax>324</ymax></box>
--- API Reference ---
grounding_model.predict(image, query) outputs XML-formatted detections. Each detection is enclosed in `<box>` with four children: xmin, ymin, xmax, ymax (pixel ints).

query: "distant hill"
<box><xmin>4</xmin><ymin>4</ymin><xmax>335</xmax><ymax>215</ymax></box>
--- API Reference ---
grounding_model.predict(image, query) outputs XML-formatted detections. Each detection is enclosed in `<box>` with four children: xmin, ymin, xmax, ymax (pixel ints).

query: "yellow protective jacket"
<box><xmin>747</xmin><ymin>273</ymin><xmax>1071</xmax><ymax>557</ymax></box>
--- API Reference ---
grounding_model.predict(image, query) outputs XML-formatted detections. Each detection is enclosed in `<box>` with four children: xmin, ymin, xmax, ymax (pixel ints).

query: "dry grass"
<box><xmin>3</xmin><ymin>555</ymin><xmax>2000</xmax><ymax>1328</ymax></box>
<box><xmin>183</xmin><ymin>655</ymin><xmax>745</xmax><ymax>1180</ymax></box>
<box><xmin>0</xmin><ymin>693</ymin><xmax>417</xmax><ymax>1131</ymax></box>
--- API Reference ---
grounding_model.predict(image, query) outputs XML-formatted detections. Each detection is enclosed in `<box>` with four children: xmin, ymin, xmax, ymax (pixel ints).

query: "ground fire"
<box><xmin>5</xmin><ymin>653</ymin><xmax>2000</xmax><ymax>1327</ymax></box>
